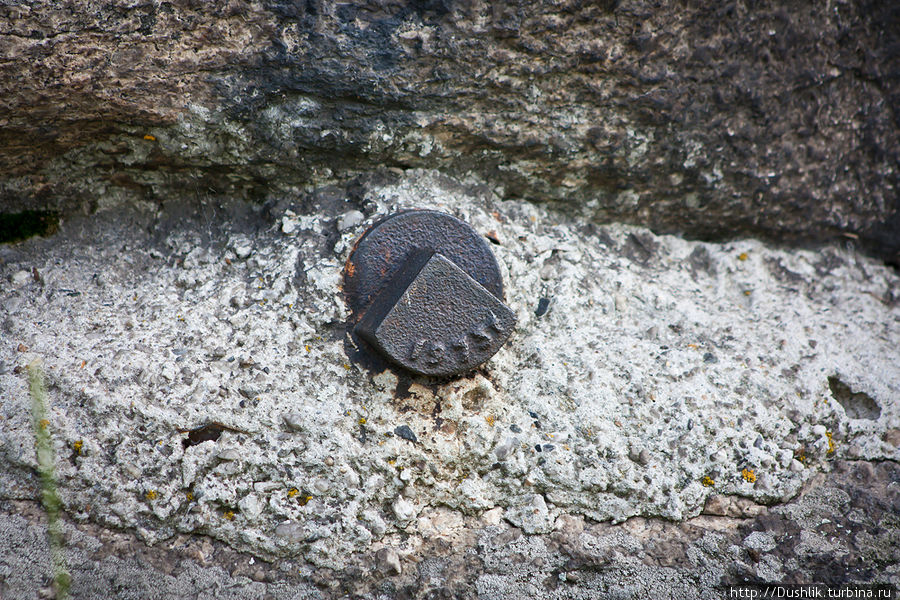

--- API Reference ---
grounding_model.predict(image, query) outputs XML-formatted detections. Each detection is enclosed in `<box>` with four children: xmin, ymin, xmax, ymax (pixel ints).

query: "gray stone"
<box><xmin>274</xmin><ymin>522</ymin><xmax>307</xmax><ymax>542</ymax></box>
<box><xmin>375</xmin><ymin>547</ymin><xmax>402</xmax><ymax>576</ymax></box>
<box><xmin>337</xmin><ymin>210</ymin><xmax>364</xmax><ymax>232</ymax></box>
<box><xmin>2</xmin><ymin>2</ymin><xmax>898</xmax><ymax>264</ymax></box>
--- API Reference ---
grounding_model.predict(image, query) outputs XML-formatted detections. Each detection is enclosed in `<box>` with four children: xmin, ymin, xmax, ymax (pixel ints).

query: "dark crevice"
<box><xmin>0</xmin><ymin>210</ymin><xmax>59</xmax><ymax>244</ymax></box>
<box><xmin>828</xmin><ymin>376</ymin><xmax>881</xmax><ymax>420</ymax></box>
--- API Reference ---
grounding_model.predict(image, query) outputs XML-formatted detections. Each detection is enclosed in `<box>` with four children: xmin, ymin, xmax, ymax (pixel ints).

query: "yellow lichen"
<box><xmin>223</xmin><ymin>510</ymin><xmax>235</xmax><ymax>520</ymax></box>
<box><xmin>359</xmin><ymin>417</ymin><xmax>367</xmax><ymax>425</ymax></box>
<box><xmin>701</xmin><ymin>476</ymin><xmax>715</xmax><ymax>487</ymax></box>
<box><xmin>738</xmin><ymin>252</ymin><xmax>748</xmax><ymax>261</ymax></box>
<box><xmin>485</xmin><ymin>415</ymin><xmax>495</xmax><ymax>427</ymax></box>
<box><xmin>145</xmin><ymin>490</ymin><xmax>158</xmax><ymax>501</ymax></box>
<box><xmin>298</xmin><ymin>496</ymin><xmax>312</xmax><ymax>506</ymax></box>
<box><xmin>826</xmin><ymin>431</ymin><xmax>835</xmax><ymax>455</ymax></box>
<box><xmin>185</xmin><ymin>492</ymin><xmax>194</xmax><ymax>501</ymax></box>
<box><xmin>287</xmin><ymin>488</ymin><xmax>299</xmax><ymax>498</ymax></box>
<box><xmin>73</xmin><ymin>440</ymin><xmax>83</xmax><ymax>455</ymax></box>
<box><xmin>143</xmin><ymin>134</ymin><xmax>156</xmax><ymax>141</ymax></box>
<box><xmin>741</xmin><ymin>468</ymin><xmax>756</xmax><ymax>483</ymax></box>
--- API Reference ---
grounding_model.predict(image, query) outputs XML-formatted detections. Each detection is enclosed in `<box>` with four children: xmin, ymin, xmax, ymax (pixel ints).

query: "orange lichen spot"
<box><xmin>343</xmin><ymin>363</ymin><xmax>351</xmax><ymax>370</ymax></box>
<box><xmin>359</xmin><ymin>417</ymin><xmax>367</xmax><ymax>425</ymax></box>
<box><xmin>485</xmin><ymin>415</ymin><xmax>495</xmax><ymax>427</ymax></box>
<box><xmin>39</xmin><ymin>419</ymin><xmax>50</xmax><ymax>429</ymax></box>
<box><xmin>741</xmin><ymin>468</ymin><xmax>756</xmax><ymax>483</ymax></box>
<box><xmin>80</xmin><ymin>360</ymin><xmax>87</xmax><ymax>369</ymax></box>
<box><xmin>223</xmin><ymin>510</ymin><xmax>235</xmax><ymax>520</ymax></box>
<box><xmin>826</xmin><ymin>431</ymin><xmax>835</xmax><ymax>455</ymax></box>
<box><xmin>738</xmin><ymin>252</ymin><xmax>748</xmax><ymax>261</ymax></box>
<box><xmin>701</xmin><ymin>476</ymin><xmax>715</xmax><ymax>487</ymax></box>
<box><xmin>743</xmin><ymin>290</ymin><xmax>752</xmax><ymax>296</ymax></box>
<box><xmin>145</xmin><ymin>490</ymin><xmax>158</xmax><ymax>500</ymax></box>
<box><xmin>143</xmin><ymin>134</ymin><xmax>156</xmax><ymax>141</ymax></box>
<box><xmin>287</xmin><ymin>488</ymin><xmax>299</xmax><ymax>498</ymax></box>
<box><xmin>73</xmin><ymin>440</ymin><xmax>83</xmax><ymax>455</ymax></box>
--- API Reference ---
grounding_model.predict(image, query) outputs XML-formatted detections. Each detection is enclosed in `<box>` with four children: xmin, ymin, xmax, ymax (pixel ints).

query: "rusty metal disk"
<box><xmin>344</xmin><ymin>210</ymin><xmax>514</xmax><ymax>376</ymax></box>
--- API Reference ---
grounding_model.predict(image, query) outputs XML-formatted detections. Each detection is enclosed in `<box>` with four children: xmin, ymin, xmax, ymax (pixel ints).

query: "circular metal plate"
<box><xmin>343</xmin><ymin>210</ymin><xmax>504</xmax><ymax>322</ymax></box>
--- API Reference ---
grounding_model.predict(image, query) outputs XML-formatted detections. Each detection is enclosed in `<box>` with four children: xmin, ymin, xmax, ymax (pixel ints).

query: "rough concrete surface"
<box><xmin>1</xmin><ymin>171</ymin><xmax>898</xmax><ymax>598</ymax></box>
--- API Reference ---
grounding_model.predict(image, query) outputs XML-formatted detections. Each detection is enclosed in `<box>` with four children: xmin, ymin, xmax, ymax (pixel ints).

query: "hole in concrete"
<box><xmin>0</xmin><ymin>210</ymin><xmax>59</xmax><ymax>244</ymax></box>
<box><xmin>828</xmin><ymin>376</ymin><xmax>881</xmax><ymax>420</ymax></box>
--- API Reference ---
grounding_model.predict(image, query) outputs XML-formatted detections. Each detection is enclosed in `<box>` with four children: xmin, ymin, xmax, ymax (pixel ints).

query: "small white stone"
<box><xmin>392</xmin><ymin>497</ymin><xmax>417</xmax><ymax>523</ymax></box>
<box><xmin>230</xmin><ymin>235</ymin><xmax>253</xmax><ymax>259</ymax></box>
<box><xmin>790</xmin><ymin>459</ymin><xmax>804</xmax><ymax>472</ymax></box>
<box><xmin>481</xmin><ymin>507</ymin><xmax>504</xmax><ymax>526</ymax></box>
<box><xmin>375</xmin><ymin>547</ymin><xmax>401</xmax><ymax>576</ymax></box>
<box><xmin>218</xmin><ymin>448</ymin><xmax>241</xmax><ymax>461</ymax></box>
<box><xmin>275</xmin><ymin>521</ymin><xmax>306</xmax><ymax>542</ymax></box>
<box><xmin>283</xmin><ymin>413</ymin><xmax>305</xmax><ymax>432</ymax></box>
<box><xmin>282</xmin><ymin>216</ymin><xmax>298</xmax><ymax>235</ymax></box>
<box><xmin>494</xmin><ymin>437</ymin><xmax>518</xmax><ymax>460</ymax></box>
<box><xmin>505</xmin><ymin>493</ymin><xmax>554</xmax><ymax>534</ymax></box>
<box><xmin>3</xmin><ymin>296</ymin><xmax>23</xmax><ymax>314</ymax></box>
<box><xmin>778</xmin><ymin>450</ymin><xmax>793</xmax><ymax>468</ymax></box>
<box><xmin>337</xmin><ymin>210</ymin><xmax>364</xmax><ymax>231</ymax></box>
<box><xmin>238</xmin><ymin>494</ymin><xmax>263</xmax><ymax>519</ymax></box>
<box><xmin>11</xmin><ymin>270</ymin><xmax>30</xmax><ymax>286</ymax></box>
<box><xmin>342</xmin><ymin>468</ymin><xmax>360</xmax><ymax>487</ymax></box>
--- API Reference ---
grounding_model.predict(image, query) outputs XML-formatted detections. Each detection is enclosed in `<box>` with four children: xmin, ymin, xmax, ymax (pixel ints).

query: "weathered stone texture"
<box><xmin>1</xmin><ymin>1</ymin><xmax>898</xmax><ymax>261</ymax></box>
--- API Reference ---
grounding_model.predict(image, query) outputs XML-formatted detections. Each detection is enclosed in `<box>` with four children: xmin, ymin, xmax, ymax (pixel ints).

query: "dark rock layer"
<box><xmin>1</xmin><ymin>1</ymin><xmax>898</xmax><ymax>262</ymax></box>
